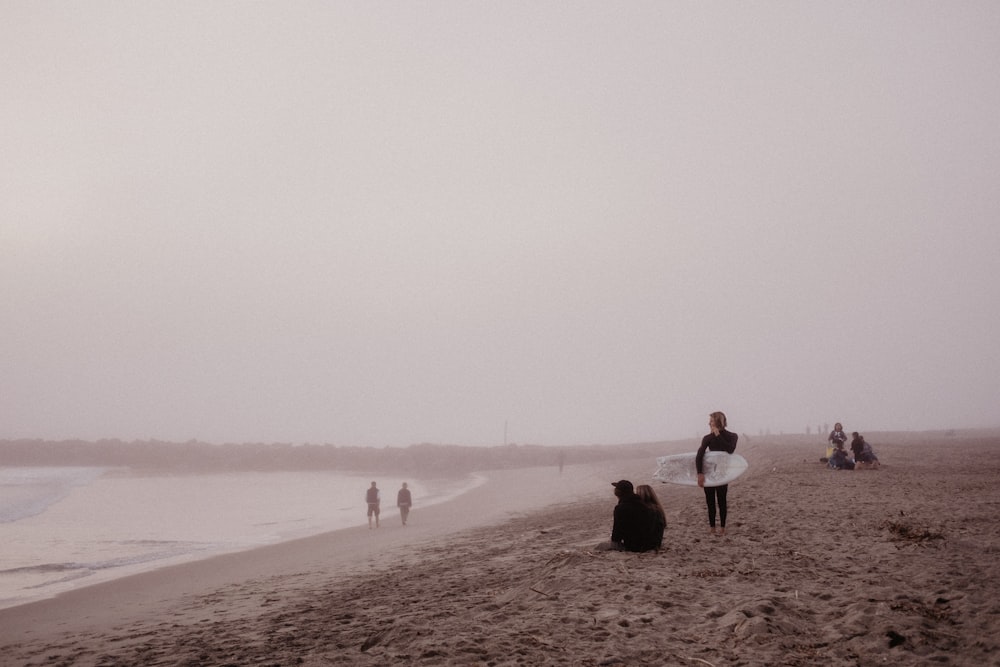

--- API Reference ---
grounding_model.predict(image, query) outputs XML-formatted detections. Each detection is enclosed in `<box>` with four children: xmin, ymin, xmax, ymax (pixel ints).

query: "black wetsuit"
<box><xmin>696</xmin><ymin>429</ymin><xmax>738</xmax><ymax>528</ymax></box>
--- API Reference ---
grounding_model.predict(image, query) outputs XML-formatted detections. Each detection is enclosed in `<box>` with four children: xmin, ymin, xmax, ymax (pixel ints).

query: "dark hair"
<box><xmin>710</xmin><ymin>411</ymin><xmax>727</xmax><ymax>430</ymax></box>
<box><xmin>635</xmin><ymin>484</ymin><xmax>666</xmax><ymax>521</ymax></box>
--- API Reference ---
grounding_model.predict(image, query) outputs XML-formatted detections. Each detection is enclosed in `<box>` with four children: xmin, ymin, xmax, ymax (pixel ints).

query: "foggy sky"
<box><xmin>3</xmin><ymin>3</ymin><xmax>999</xmax><ymax>446</ymax></box>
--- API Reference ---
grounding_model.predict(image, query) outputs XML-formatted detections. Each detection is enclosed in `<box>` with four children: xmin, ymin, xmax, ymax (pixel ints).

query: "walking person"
<box><xmin>697</xmin><ymin>411</ymin><xmax>738</xmax><ymax>536</ymax></box>
<box><xmin>397</xmin><ymin>482</ymin><xmax>412</xmax><ymax>526</ymax></box>
<box><xmin>366</xmin><ymin>481</ymin><xmax>380</xmax><ymax>529</ymax></box>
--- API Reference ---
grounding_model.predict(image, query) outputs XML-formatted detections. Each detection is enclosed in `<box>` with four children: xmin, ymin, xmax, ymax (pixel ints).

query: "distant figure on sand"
<box><xmin>829</xmin><ymin>423</ymin><xmax>848</xmax><ymax>449</ymax></box>
<box><xmin>397</xmin><ymin>482</ymin><xmax>412</xmax><ymax>526</ymax></box>
<box><xmin>595</xmin><ymin>480</ymin><xmax>654</xmax><ymax>552</ymax></box>
<box><xmin>697</xmin><ymin>411</ymin><xmax>738</xmax><ymax>536</ymax></box>
<box><xmin>635</xmin><ymin>484</ymin><xmax>666</xmax><ymax>552</ymax></box>
<box><xmin>366</xmin><ymin>481</ymin><xmax>381</xmax><ymax>529</ymax></box>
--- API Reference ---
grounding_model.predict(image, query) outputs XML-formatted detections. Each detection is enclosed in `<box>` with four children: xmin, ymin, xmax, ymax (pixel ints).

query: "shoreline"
<box><xmin>0</xmin><ymin>458</ymin><xmax>626</xmax><ymax>644</ymax></box>
<box><xmin>4</xmin><ymin>434</ymin><xmax>998</xmax><ymax>665</ymax></box>
<box><xmin>0</xmin><ymin>469</ymin><xmax>487</xmax><ymax>612</ymax></box>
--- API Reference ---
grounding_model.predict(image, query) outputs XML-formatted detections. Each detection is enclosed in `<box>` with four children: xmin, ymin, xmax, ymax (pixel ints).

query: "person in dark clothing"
<box><xmin>636</xmin><ymin>484</ymin><xmax>666</xmax><ymax>552</ymax></box>
<box><xmin>697</xmin><ymin>411</ymin><xmax>738</xmax><ymax>536</ymax></box>
<box><xmin>596</xmin><ymin>480</ymin><xmax>654</xmax><ymax>552</ymax></box>
<box><xmin>366</xmin><ymin>481</ymin><xmax>380</xmax><ymax>529</ymax></box>
<box><xmin>829</xmin><ymin>443</ymin><xmax>855</xmax><ymax>470</ymax></box>
<box><xmin>396</xmin><ymin>482</ymin><xmax>412</xmax><ymax>526</ymax></box>
<box><xmin>850</xmin><ymin>432</ymin><xmax>864</xmax><ymax>461</ymax></box>
<box><xmin>856</xmin><ymin>435</ymin><xmax>880</xmax><ymax>467</ymax></box>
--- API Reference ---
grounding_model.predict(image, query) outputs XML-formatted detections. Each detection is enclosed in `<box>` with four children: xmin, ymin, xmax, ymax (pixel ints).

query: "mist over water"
<box><xmin>0</xmin><ymin>467</ymin><xmax>480</xmax><ymax>609</ymax></box>
<box><xmin>0</xmin><ymin>466</ymin><xmax>106</xmax><ymax>523</ymax></box>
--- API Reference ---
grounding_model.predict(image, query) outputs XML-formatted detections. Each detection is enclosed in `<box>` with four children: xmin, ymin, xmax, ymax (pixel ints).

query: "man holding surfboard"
<box><xmin>697</xmin><ymin>411</ymin><xmax>738</xmax><ymax>536</ymax></box>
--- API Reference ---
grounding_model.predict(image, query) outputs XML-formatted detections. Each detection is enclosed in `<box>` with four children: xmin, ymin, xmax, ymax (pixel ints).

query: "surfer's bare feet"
<box><xmin>709</xmin><ymin>527</ymin><xmax>717</xmax><ymax>535</ymax></box>
<box><xmin>719</xmin><ymin>527</ymin><xmax>726</xmax><ymax>536</ymax></box>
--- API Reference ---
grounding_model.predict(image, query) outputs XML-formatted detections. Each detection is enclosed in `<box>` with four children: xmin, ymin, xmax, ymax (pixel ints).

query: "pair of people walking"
<box><xmin>365</xmin><ymin>481</ymin><xmax>412</xmax><ymax>528</ymax></box>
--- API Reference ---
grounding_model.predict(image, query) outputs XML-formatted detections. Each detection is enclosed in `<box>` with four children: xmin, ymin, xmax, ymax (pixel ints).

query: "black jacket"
<box><xmin>611</xmin><ymin>493</ymin><xmax>653</xmax><ymax>552</ymax></box>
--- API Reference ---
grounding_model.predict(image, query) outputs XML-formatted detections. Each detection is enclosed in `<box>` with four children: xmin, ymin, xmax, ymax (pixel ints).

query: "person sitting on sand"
<box><xmin>856</xmin><ymin>436</ymin><xmax>880</xmax><ymax>467</ymax></box>
<box><xmin>635</xmin><ymin>484</ymin><xmax>666</xmax><ymax>552</ymax></box>
<box><xmin>595</xmin><ymin>480</ymin><xmax>654</xmax><ymax>552</ymax></box>
<box><xmin>828</xmin><ymin>444</ymin><xmax>855</xmax><ymax>470</ymax></box>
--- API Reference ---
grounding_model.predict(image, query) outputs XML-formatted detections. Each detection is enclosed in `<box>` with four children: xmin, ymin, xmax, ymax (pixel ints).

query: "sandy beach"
<box><xmin>2</xmin><ymin>432</ymin><xmax>999</xmax><ymax>666</ymax></box>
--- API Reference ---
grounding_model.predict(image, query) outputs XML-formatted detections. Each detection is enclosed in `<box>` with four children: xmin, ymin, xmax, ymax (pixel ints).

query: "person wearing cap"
<box><xmin>697</xmin><ymin>411</ymin><xmax>739</xmax><ymax>536</ymax></box>
<box><xmin>595</xmin><ymin>479</ymin><xmax>655</xmax><ymax>552</ymax></box>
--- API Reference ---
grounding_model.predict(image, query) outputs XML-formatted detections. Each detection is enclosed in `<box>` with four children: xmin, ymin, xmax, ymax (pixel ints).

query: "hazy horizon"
<box><xmin>3</xmin><ymin>3</ymin><xmax>999</xmax><ymax>447</ymax></box>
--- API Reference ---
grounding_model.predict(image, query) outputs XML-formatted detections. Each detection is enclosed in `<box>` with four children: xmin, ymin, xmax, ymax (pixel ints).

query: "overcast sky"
<box><xmin>2</xmin><ymin>2</ymin><xmax>999</xmax><ymax>447</ymax></box>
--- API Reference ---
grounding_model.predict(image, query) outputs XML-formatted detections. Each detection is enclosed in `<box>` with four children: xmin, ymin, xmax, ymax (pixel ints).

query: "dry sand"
<box><xmin>2</xmin><ymin>433</ymin><xmax>999</xmax><ymax>666</ymax></box>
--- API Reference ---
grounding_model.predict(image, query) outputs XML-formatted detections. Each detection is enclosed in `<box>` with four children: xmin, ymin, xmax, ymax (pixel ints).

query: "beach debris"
<box><xmin>735</xmin><ymin>557</ymin><xmax>756</xmax><ymax>574</ymax></box>
<box><xmin>543</xmin><ymin>549</ymin><xmax>578</xmax><ymax>566</ymax></box>
<box><xmin>886</xmin><ymin>629</ymin><xmax>907</xmax><ymax>647</ymax></box>
<box><xmin>691</xmin><ymin>568</ymin><xmax>728</xmax><ymax>578</ymax></box>
<box><xmin>684</xmin><ymin>657</ymin><xmax>717</xmax><ymax>667</ymax></box>
<box><xmin>890</xmin><ymin>597</ymin><xmax>954</xmax><ymax>622</ymax></box>
<box><xmin>360</xmin><ymin>626</ymin><xmax>392</xmax><ymax>652</ymax></box>
<box><xmin>883</xmin><ymin>520</ymin><xmax>944</xmax><ymax>543</ymax></box>
<box><xmin>529</xmin><ymin>634</ymin><xmax>561</xmax><ymax>649</ymax></box>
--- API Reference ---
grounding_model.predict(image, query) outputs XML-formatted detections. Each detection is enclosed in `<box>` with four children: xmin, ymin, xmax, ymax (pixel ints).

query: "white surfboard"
<box><xmin>653</xmin><ymin>451</ymin><xmax>748</xmax><ymax>487</ymax></box>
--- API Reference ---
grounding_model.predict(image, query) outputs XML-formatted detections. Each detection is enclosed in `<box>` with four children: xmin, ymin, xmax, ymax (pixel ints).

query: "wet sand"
<box><xmin>2</xmin><ymin>432</ymin><xmax>998</xmax><ymax>666</ymax></box>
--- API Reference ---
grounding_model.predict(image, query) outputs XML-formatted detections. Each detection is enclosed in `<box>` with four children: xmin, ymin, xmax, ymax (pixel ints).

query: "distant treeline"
<box><xmin>0</xmin><ymin>438</ymin><xmax>696</xmax><ymax>475</ymax></box>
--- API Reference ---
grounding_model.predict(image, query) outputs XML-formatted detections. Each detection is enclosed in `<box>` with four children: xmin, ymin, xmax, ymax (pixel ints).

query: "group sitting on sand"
<box><xmin>827</xmin><ymin>424</ymin><xmax>880</xmax><ymax>470</ymax></box>
<box><xmin>594</xmin><ymin>479</ymin><xmax>667</xmax><ymax>553</ymax></box>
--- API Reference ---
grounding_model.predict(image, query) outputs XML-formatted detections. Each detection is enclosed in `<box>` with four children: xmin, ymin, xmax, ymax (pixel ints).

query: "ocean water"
<box><xmin>0</xmin><ymin>466</ymin><xmax>481</xmax><ymax>609</ymax></box>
